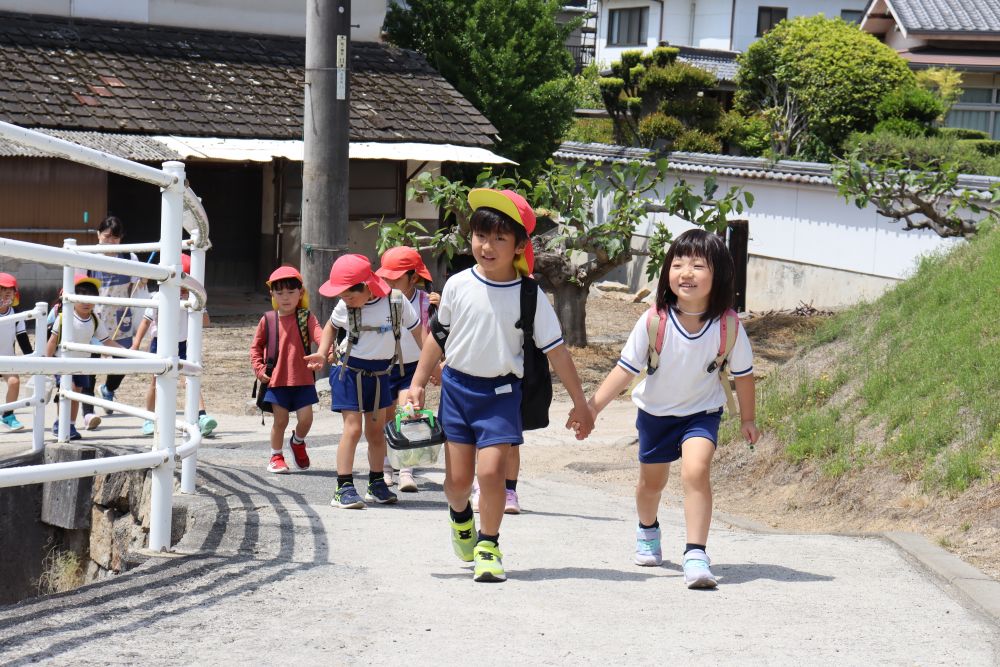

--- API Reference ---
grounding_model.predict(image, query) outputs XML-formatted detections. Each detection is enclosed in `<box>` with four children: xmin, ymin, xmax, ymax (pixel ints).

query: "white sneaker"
<box><xmin>397</xmin><ymin>469</ymin><xmax>418</xmax><ymax>492</ymax></box>
<box><xmin>383</xmin><ymin>458</ymin><xmax>395</xmax><ymax>486</ymax></box>
<box><xmin>83</xmin><ymin>413</ymin><xmax>102</xmax><ymax>430</ymax></box>
<box><xmin>683</xmin><ymin>549</ymin><xmax>718</xmax><ymax>589</ymax></box>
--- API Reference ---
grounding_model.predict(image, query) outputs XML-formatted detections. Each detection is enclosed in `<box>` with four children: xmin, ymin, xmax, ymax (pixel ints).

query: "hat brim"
<box><xmin>469</xmin><ymin>189</ymin><xmax>528</xmax><ymax>230</ymax></box>
<box><xmin>376</xmin><ymin>266</ymin><xmax>433</xmax><ymax>282</ymax></box>
<box><xmin>75</xmin><ymin>277</ymin><xmax>102</xmax><ymax>291</ymax></box>
<box><xmin>319</xmin><ymin>274</ymin><xmax>390</xmax><ymax>299</ymax></box>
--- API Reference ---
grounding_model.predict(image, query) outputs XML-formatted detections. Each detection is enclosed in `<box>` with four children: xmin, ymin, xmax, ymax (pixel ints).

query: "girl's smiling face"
<box><xmin>668</xmin><ymin>254</ymin><xmax>713</xmax><ymax>308</ymax></box>
<box><xmin>0</xmin><ymin>286</ymin><xmax>15</xmax><ymax>309</ymax></box>
<box><xmin>471</xmin><ymin>229</ymin><xmax>525</xmax><ymax>281</ymax></box>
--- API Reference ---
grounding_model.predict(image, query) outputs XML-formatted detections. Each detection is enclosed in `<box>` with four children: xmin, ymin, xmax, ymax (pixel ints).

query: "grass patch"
<box><xmin>36</xmin><ymin>547</ymin><xmax>84</xmax><ymax>595</ymax></box>
<box><xmin>563</xmin><ymin>118</ymin><xmax>615</xmax><ymax>144</ymax></box>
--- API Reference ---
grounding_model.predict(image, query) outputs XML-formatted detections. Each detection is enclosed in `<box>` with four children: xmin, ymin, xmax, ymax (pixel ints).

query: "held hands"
<box><xmin>565</xmin><ymin>400</ymin><xmax>596</xmax><ymax>441</ymax></box>
<box><xmin>303</xmin><ymin>352</ymin><xmax>326</xmax><ymax>371</ymax></box>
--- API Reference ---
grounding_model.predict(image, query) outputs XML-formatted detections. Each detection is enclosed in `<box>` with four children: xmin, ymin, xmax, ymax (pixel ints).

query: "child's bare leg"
<box><xmin>475</xmin><ymin>444</ymin><xmax>510</xmax><ymax>536</ymax></box>
<box><xmin>293</xmin><ymin>405</ymin><xmax>313</xmax><ymax>439</ymax></box>
<box><xmin>70</xmin><ymin>398</ymin><xmax>79</xmax><ymax>423</ymax></box>
<box><xmin>679</xmin><ymin>437</ymin><xmax>715</xmax><ymax>545</ymax></box>
<box><xmin>363</xmin><ymin>411</ymin><xmax>386</xmax><ymax>473</ymax></box>
<box><xmin>145</xmin><ymin>376</ymin><xmax>155</xmax><ymax>412</ymax></box>
<box><xmin>270</xmin><ymin>405</ymin><xmax>290</xmax><ymax>453</ymax></box>
<box><xmin>4</xmin><ymin>375</ymin><xmax>19</xmax><ymax>404</ymax></box>
<box><xmin>336</xmin><ymin>411</ymin><xmax>362</xmax><ymax>475</ymax></box>
<box><xmin>443</xmin><ymin>441</ymin><xmax>476</xmax><ymax>510</ymax></box>
<box><xmin>636</xmin><ymin>462</ymin><xmax>670</xmax><ymax>526</ymax></box>
<box><xmin>506</xmin><ymin>444</ymin><xmax>519</xmax><ymax>481</ymax></box>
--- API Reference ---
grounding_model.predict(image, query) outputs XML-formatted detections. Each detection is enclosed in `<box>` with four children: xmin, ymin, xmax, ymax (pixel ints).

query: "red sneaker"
<box><xmin>289</xmin><ymin>437</ymin><xmax>310</xmax><ymax>470</ymax></box>
<box><xmin>267</xmin><ymin>453</ymin><xmax>290</xmax><ymax>474</ymax></box>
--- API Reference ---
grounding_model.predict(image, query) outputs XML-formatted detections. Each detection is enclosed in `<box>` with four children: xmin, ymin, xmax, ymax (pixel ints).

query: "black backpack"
<box><xmin>429</xmin><ymin>276</ymin><xmax>552</xmax><ymax>431</ymax></box>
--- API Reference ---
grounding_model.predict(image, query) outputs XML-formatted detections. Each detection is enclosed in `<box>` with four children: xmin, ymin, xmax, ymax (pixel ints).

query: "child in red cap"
<box><xmin>375</xmin><ymin>246</ymin><xmax>441</xmax><ymax>492</ymax></box>
<box><xmin>250</xmin><ymin>266</ymin><xmax>323</xmax><ymax>473</ymax></box>
<box><xmin>132</xmin><ymin>254</ymin><xmax>217</xmax><ymax>438</ymax></box>
<box><xmin>0</xmin><ymin>273</ymin><xmax>34</xmax><ymax>431</ymax></box>
<box><xmin>305</xmin><ymin>253</ymin><xmax>423</xmax><ymax>509</ymax></box>
<box><xmin>46</xmin><ymin>273</ymin><xmax>124</xmax><ymax>440</ymax></box>
<box><xmin>404</xmin><ymin>188</ymin><xmax>594</xmax><ymax>582</ymax></box>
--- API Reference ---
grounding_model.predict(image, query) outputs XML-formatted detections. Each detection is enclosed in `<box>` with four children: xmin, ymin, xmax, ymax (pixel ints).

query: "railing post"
<box><xmin>180</xmin><ymin>230</ymin><xmax>205</xmax><ymax>494</ymax></box>
<box><xmin>148</xmin><ymin>161</ymin><xmax>185</xmax><ymax>552</ymax></box>
<box><xmin>31</xmin><ymin>301</ymin><xmax>47</xmax><ymax>453</ymax></box>
<box><xmin>57</xmin><ymin>240</ymin><xmax>75</xmax><ymax>443</ymax></box>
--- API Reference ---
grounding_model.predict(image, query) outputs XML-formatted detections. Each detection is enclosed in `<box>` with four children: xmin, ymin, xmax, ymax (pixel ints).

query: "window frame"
<box><xmin>945</xmin><ymin>86</ymin><xmax>1000</xmax><ymax>139</ymax></box>
<box><xmin>756</xmin><ymin>6</ymin><xmax>788</xmax><ymax>37</ymax></box>
<box><xmin>608</xmin><ymin>6</ymin><xmax>649</xmax><ymax>47</ymax></box>
<box><xmin>840</xmin><ymin>9</ymin><xmax>863</xmax><ymax>24</ymax></box>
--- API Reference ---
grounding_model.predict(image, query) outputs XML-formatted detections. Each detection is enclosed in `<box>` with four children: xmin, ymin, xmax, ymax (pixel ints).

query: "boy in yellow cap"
<box><xmin>405</xmin><ymin>188</ymin><xmax>594</xmax><ymax>582</ymax></box>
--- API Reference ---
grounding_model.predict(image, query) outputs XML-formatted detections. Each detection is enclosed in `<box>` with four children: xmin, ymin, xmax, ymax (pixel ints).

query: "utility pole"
<box><xmin>302</xmin><ymin>0</ymin><xmax>350</xmax><ymax>323</ymax></box>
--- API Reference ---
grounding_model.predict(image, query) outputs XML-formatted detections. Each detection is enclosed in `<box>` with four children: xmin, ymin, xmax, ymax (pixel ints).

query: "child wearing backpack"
<box><xmin>250</xmin><ymin>266</ymin><xmax>322</xmax><ymax>473</ymax></box>
<box><xmin>404</xmin><ymin>188</ymin><xmax>594</xmax><ymax>583</ymax></box>
<box><xmin>46</xmin><ymin>274</ymin><xmax>124</xmax><ymax>440</ymax></box>
<box><xmin>375</xmin><ymin>245</ymin><xmax>440</xmax><ymax>492</ymax></box>
<box><xmin>583</xmin><ymin>228</ymin><xmax>760</xmax><ymax>589</ymax></box>
<box><xmin>305</xmin><ymin>253</ymin><xmax>422</xmax><ymax>509</ymax></box>
<box><xmin>0</xmin><ymin>273</ymin><xmax>34</xmax><ymax>431</ymax></box>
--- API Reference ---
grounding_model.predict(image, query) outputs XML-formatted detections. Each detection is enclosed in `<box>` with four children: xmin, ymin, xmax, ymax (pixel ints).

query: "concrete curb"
<box><xmin>716</xmin><ymin>511</ymin><xmax>1000</xmax><ymax>626</ymax></box>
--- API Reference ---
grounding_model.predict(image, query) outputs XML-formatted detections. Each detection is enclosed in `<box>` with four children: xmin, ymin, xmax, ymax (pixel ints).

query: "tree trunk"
<box><xmin>552</xmin><ymin>282</ymin><xmax>590</xmax><ymax>347</ymax></box>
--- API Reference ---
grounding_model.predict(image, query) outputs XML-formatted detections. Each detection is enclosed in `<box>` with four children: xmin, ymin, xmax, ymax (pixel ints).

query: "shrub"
<box><xmin>638</xmin><ymin>112</ymin><xmax>684</xmax><ymax>145</ymax></box>
<box><xmin>563</xmin><ymin>117</ymin><xmax>615</xmax><ymax>144</ymax></box>
<box><xmin>717</xmin><ymin>110</ymin><xmax>770</xmax><ymax>156</ymax></box>
<box><xmin>877</xmin><ymin>86</ymin><xmax>945</xmax><ymax>125</ymax></box>
<box><xmin>673</xmin><ymin>129</ymin><xmax>722</xmax><ymax>153</ymax></box>
<box><xmin>873</xmin><ymin>117</ymin><xmax>933</xmax><ymax>138</ymax></box>
<box><xmin>572</xmin><ymin>62</ymin><xmax>604</xmax><ymax>109</ymax></box>
<box><xmin>957</xmin><ymin>139</ymin><xmax>1000</xmax><ymax>157</ymax></box>
<box><xmin>846</xmin><ymin>130</ymin><xmax>1000</xmax><ymax>177</ymax></box>
<box><xmin>939</xmin><ymin>127</ymin><xmax>990</xmax><ymax>140</ymax></box>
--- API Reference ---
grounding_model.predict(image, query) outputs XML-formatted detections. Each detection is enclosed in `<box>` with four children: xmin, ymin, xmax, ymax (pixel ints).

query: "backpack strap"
<box><xmin>264</xmin><ymin>310</ymin><xmax>279</xmax><ymax>369</ymax></box>
<box><xmin>295</xmin><ymin>308</ymin><xmax>311</xmax><ymax>354</ymax></box>
<box><xmin>706</xmin><ymin>309</ymin><xmax>740</xmax><ymax>416</ymax></box>
<box><xmin>388</xmin><ymin>289</ymin><xmax>404</xmax><ymax>376</ymax></box>
<box><xmin>516</xmin><ymin>276</ymin><xmax>537</xmax><ymax>341</ymax></box>
<box><xmin>645</xmin><ymin>306</ymin><xmax>668</xmax><ymax>374</ymax></box>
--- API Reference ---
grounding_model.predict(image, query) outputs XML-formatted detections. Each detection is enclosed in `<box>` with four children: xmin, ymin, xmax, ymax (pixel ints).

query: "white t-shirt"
<box><xmin>52</xmin><ymin>311</ymin><xmax>109</xmax><ymax>358</ymax></box>
<box><xmin>330</xmin><ymin>293</ymin><xmax>419</xmax><ymax>361</ymax></box>
<box><xmin>142</xmin><ymin>306</ymin><xmax>189</xmax><ymax>343</ymax></box>
<box><xmin>0</xmin><ymin>307</ymin><xmax>26</xmax><ymax>357</ymax></box>
<box><xmin>436</xmin><ymin>267</ymin><xmax>563</xmax><ymax>378</ymax></box>
<box><xmin>399</xmin><ymin>288</ymin><xmax>430</xmax><ymax>364</ymax></box>
<box><xmin>617</xmin><ymin>307</ymin><xmax>753</xmax><ymax>416</ymax></box>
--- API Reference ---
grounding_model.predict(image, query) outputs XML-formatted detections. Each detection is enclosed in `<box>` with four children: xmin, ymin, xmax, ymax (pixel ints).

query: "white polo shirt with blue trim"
<box><xmin>618</xmin><ymin>307</ymin><xmax>753</xmax><ymax>417</ymax></box>
<box><xmin>331</xmin><ymin>294</ymin><xmax>419</xmax><ymax>361</ymax></box>
<box><xmin>437</xmin><ymin>267</ymin><xmax>563</xmax><ymax>378</ymax></box>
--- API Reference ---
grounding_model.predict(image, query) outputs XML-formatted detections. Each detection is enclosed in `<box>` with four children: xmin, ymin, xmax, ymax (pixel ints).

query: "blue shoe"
<box><xmin>141</xmin><ymin>420</ymin><xmax>155</xmax><ymax>437</ymax></box>
<box><xmin>634</xmin><ymin>526</ymin><xmax>663</xmax><ymax>566</ymax></box>
<box><xmin>331</xmin><ymin>484</ymin><xmax>366</xmax><ymax>509</ymax></box>
<box><xmin>365</xmin><ymin>478</ymin><xmax>398</xmax><ymax>505</ymax></box>
<box><xmin>683</xmin><ymin>549</ymin><xmax>718</xmax><ymax>589</ymax></box>
<box><xmin>198</xmin><ymin>414</ymin><xmax>218</xmax><ymax>437</ymax></box>
<box><xmin>99</xmin><ymin>384</ymin><xmax>115</xmax><ymax>413</ymax></box>
<box><xmin>68</xmin><ymin>425</ymin><xmax>82</xmax><ymax>441</ymax></box>
<box><xmin>2</xmin><ymin>413</ymin><xmax>24</xmax><ymax>431</ymax></box>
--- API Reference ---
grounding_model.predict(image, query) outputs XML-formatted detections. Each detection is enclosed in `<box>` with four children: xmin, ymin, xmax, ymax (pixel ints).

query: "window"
<box><xmin>756</xmin><ymin>7</ymin><xmax>787</xmax><ymax>37</ymax></box>
<box><xmin>841</xmin><ymin>10</ymin><xmax>863</xmax><ymax>24</ymax></box>
<box><xmin>945</xmin><ymin>87</ymin><xmax>1000</xmax><ymax>139</ymax></box>
<box><xmin>608</xmin><ymin>7</ymin><xmax>648</xmax><ymax>46</ymax></box>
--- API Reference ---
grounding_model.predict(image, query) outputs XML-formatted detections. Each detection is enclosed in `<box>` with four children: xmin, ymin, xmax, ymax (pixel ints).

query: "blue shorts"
<box><xmin>264</xmin><ymin>385</ymin><xmax>319</xmax><ymax>412</ymax></box>
<box><xmin>388</xmin><ymin>361</ymin><xmax>418</xmax><ymax>397</ymax></box>
<box><xmin>439</xmin><ymin>366</ymin><xmax>523</xmax><ymax>448</ymax></box>
<box><xmin>636</xmin><ymin>408</ymin><xmax>723</xmax><ymax>464</ymax></box>
<box><xmin>150</xmin><ymin>338</ymin><xmax>188</xmax><ymax>359</ymax></box>
<box><xmin>330</xmin><ymin>357</ymin><xmax>393</xmax><ymax>413</ymax></box>
<box><xmin>71</xmin><ymin>374</ymin><xmax>93</xmax><ymax>391</ymax></box>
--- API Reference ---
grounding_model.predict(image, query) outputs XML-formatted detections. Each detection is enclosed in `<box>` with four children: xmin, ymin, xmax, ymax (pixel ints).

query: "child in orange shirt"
<box><xmin>250</xmin><ymin>266</ymin><xmax>323</xmax><ymax>473</ymax></box>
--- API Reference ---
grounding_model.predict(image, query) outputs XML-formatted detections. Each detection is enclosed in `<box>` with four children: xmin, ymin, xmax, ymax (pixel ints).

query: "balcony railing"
<box><xmin>567</xmin><ymin>44</ymin><xmax>596</xmax><ymax>73</ymax></box>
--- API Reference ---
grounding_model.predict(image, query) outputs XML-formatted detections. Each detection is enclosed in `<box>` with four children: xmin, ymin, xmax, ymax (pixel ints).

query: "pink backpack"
<box><xmin>644</xmin><ymin>306</ymin><xmax>741</xmax><ymax>416</ymax></box>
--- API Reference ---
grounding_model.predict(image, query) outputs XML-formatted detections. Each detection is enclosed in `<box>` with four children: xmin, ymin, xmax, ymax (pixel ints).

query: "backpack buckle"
<box><xmin>706</xmin><ymin>361</ymin><xmax>719</xmax><ymax>373</ymax></box>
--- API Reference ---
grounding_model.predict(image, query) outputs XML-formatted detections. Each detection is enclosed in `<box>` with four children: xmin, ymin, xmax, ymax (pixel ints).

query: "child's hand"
<box><xmin>326</xmin><ymin>350</ymin><xmax>336</xmax><ymax>364</ymax></box>
<box><xmin>566</xmin><ymin>402</ymin><xmax>594</xmax><ymax>441</ymax></box>
<box><xmin>428</xmin><ymin>361</ymin><xmax>443</xmax><ymax>386</ymax></box>
<box><xmin>741</xmin><ymin>419</ymin><xmax>760</xmax><ymax>445</ymax></box>
<box><xmin>405</xmin><ymin>386</ymin><xmax>426</xmax><ymax>411</ymax></box>
<box><xmin>428</xmin><ymin>292</ymin><xmax>441</xmax><ymax>306</ymax></box>
<box><xmin>260</xmin><ymin>373</ymin><xmax>271</xmax><ymax>383</ymax></box>
<box><xmin>303</xmin><ymin>352</ymin><xmax>325</xmax><ymax>371</ymax></box>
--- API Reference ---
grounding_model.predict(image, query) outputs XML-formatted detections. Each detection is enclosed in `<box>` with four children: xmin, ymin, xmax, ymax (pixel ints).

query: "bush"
<box><xmin>572</xmin><ymin>63</ymin><xmax>604</xmax><ymax>109</ymax></box>
<box><xmin>717</xmin><ymin>110</ymin><xmax>769</xmax><ymax>156</ymax></box>
<box><xmin>673</xmin><ymin>129</ymin><xmax>722</xmax><ymax>153</ymax></box>
<box><xmin>957</xmin><ymin>139</ymin><xmax>1000</xmax><ymax>157</ymax></box>
<box><xmin>873</xmin><ymin>117</ymin><xmax>934</xmax><ymax>138</ymax></box>
<box><xmin>939</xmin><ymin>127</ymin><xmax>990</xmax><ymax>140</ymax></box>
<box><xmin>642</xmin><ymin>46</ymin><xmax>680</xmax><ymax>68</ymax></box>
<box><xmin>563</xmin><ymin>117</ymin><xmax>615</xmax><ymax>144</ymax></box>
<box><xmin>846</xmin><ymin>130</ymin><xmax>1000</xmax><ymax>177</ymax></box>
<box><xmin>736</xmin><ymin>15</ymin><xmax>914</xmax><ymax>157</ymax></box>
<box><xmin>638</xmin><ymin>112</ymin><xmax>684</xmax><ymax>145</ymax></box>
<box><xmin>877</xmin><ymin>86</ymin><xmax>945</xmax><ymax>125</ymax></box>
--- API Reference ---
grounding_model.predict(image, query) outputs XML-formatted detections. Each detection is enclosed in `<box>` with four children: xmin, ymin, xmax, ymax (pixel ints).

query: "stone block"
<box><xmin>111</xmin><ymin>511</ymin><xmax>147</xmax><ymax>572</ymax></box>
<box><xmin>633</xmin><ymin>287</ymin><xmax>651</xmax><ymax>303</ymax></box>
<box><xmin>41</xmin><ymin>445</ymin><xmax>98</xmax><ymax>530</ymax></box>
<box><xmin>91</xmin><ymin>471</ymin><xmax>130</xmax><ymax>511</ymax></box>
<box><xmin>89</xmin><ymin>506</ymin><xmax>117</xmax><ymax>570</ymax></box>
<box><xmin>138</xmin><ymin>474</ymin><xmax>152</xmax><ymax>530</ymax></box>
<box><xmin>595</xmin><ymin>280</ymin><xmax>630</xmax><ymax>293</ymax></box>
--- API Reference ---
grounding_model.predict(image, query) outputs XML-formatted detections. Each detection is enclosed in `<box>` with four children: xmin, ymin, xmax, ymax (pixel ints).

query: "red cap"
<box><xmin>0</xmin><ymin>272</ymin><xmax>19</xmax><ymax>307</ymax></box>
<box><xmin>376</xmin><ymin>246</ymin><xmax>433</xmax><ymax>282</ymax></box>
<box><xmin>267</xmin><ymin>265</ymin><xmax>304</xmax><ymax>286</ymax></box>
<box><xmin>467</xmin><ymin>188</ymin><xmax>536</xmax><ymax>276</ymax></box>
<box><xmin>74</xmin><ymin>273</ymin><xmax>102</xmax><ymax>291</ymax></box>
<box><xmin>181</xmin><ymin>253</ymin><xmax>191</xmax><ymax>274</ymax></box>
<box><xmin>319</xmin><ymin>254</ymin><xmax>389</xmax><ymax>298</ymax></box>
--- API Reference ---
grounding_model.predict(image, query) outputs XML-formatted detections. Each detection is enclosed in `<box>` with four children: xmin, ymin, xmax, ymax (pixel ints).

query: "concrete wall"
<box><xmin>0</xmin><ymin>451</ymin><xmax>54</xmax><ymax>605</ymax></box>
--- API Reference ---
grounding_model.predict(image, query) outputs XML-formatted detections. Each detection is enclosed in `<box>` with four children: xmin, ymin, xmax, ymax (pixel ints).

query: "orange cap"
<box><xmin>376</xmin><ymin>246</ymin><xmax>433</xmax><ymax>282</ymax></box>
<box><xmin>319</xmin><ymin>254</ymin><xmax>389</xmax><ymax>298</ymax></box>
<box><xmin>0</xmin><ymin>272</ymin><xmax>19</xmax><ymax>307</ymax></box>
<box><xmin>266</xmin><ymin>265</ymin><xmax>308</xmax><ymax>309</ymax></box>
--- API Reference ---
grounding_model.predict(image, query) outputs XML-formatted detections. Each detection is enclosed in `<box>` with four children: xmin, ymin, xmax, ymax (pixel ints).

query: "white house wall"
<box><xmin>0</xmin><ymin>0</ymin><xmax>388</xmax><ymax>40</ymax></box>
<box><xmin>730</xmin><ymin>0</ymin><xmax>868</xmax><ymax>52</ymax></box>
<box><xmin>608</xmin><ymin>171</ymin><xmax>959</xmax><ymax>310</ymax></box>
<box><xmin>691</xmin><ymin>0</ymin><xmax>733</xmax><ymax>50</ymax></box>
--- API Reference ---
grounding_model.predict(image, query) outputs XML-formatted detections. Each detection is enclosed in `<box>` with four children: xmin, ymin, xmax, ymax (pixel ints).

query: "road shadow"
<box><xmin>715</xmin><ymin>563</ymin><xmax>835</xmax><ymax>585</ymax></box>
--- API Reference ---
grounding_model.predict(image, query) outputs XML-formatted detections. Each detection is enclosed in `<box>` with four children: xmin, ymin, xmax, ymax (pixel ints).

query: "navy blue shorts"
<box><xmin>330</xmin><ymin>357</ymin><xmax>393</xmax><ymax>413</ymax></box>
<box><xmin>150</xmin><ymin>338</ymin><xmax>188</xmax><ymax>359</ymax></box>
<box><xmin>636</xmin><ymin>408</ymin><xmax>723</xmax><ymax>464</ymax></box>
<box><xmin>439</xmin><ymin>366</ymin><xmax>523</xmax><ymax>448</ymax></box>
<box><xmin>264</xmin><ymin>384</ymin><xmax>319</xmax><ymax>412</ymax></box>
<box><xmin>71</xmin><ymin>374</ymin><xmax>93</xmax><ymax>391</ymax></box>
<box><xmin>388</xmin><ymin>361</ymin><xmax>418</xmax><ymax>397</ymax></box>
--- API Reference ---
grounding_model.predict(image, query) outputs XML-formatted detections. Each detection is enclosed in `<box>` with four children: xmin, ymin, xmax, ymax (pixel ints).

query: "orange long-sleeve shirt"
<box><xmin>249</xmin><ymin>311</ymin><xmax>323</xmax><ymax>387</ymax></box>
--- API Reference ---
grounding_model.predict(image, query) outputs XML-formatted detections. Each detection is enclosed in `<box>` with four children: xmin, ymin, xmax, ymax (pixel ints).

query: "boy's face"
<box><xmin>337</xmin><ymin>286</ymin><xmax>371</xmax><ymax>308</ymax></box>
<box><xmin>271</xmin><ymin>285</ymin><xmax>303</xmax><ymax>312</ymax></box>
<box><xmin>0</xmin><ymin>286</ymin><xmax>14</xmax><ymax>309</ymax></box>
<box><xmin>73</xmin><ymin>284</ymin><xmax>98</xmax><ymax>316</ymax></box>
<box><xmin>384</xmin><ymin>273</ymin><xmax>416</xmax><ymax>294</ymax></box>
<box><xmin>471</xmin><ymin>229</ymin><xmax>526</xmax><ymax>280</ymax></box>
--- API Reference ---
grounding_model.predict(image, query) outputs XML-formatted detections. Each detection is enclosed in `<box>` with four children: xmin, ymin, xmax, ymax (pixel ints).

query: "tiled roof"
<box><xmin>0</xmin><ymin>11</ymin><xmax>497</xmax><ymax>146</ymax></box>
<box><xmin>676</xmin><ymin>46</ymin><xmax>740</xmax><ymax>83</ymax></box>
<box><xmin>554</xmin><ymin>141</ymin><xmax>1000</xmax><ymax>193</ymax></box>
<box><xmin>0</xmin><ymin>129</ymin><xmax>181</xmax><ymax>160</ymax></box>
<box><xmin>887</xmin><ymin>0</ymin><xmax>1000</xmax><ymax>34</ymax></box>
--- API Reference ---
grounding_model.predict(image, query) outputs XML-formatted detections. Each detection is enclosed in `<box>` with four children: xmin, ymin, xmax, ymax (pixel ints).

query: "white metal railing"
<box><xmin>0</xmin><ymin>120</ymin><xmax>212</xmax><ymax>552</ymax></box>
<box><xmin>0</xmin><ymin>302</ymin><xmax>49</xmax><ymax>454</ymax></box>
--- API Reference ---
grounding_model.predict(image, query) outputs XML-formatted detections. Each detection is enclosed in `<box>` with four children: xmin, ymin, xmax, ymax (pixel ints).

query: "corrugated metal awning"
<box><xmin>0</xmin><ymin>129</ymin><xmax>182</xmax><ymax>161</ymax></box>
<box><xmin>153</xmin><ymin>136</ymin><xmax>515</xmax><ymax>164</ymax></box>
